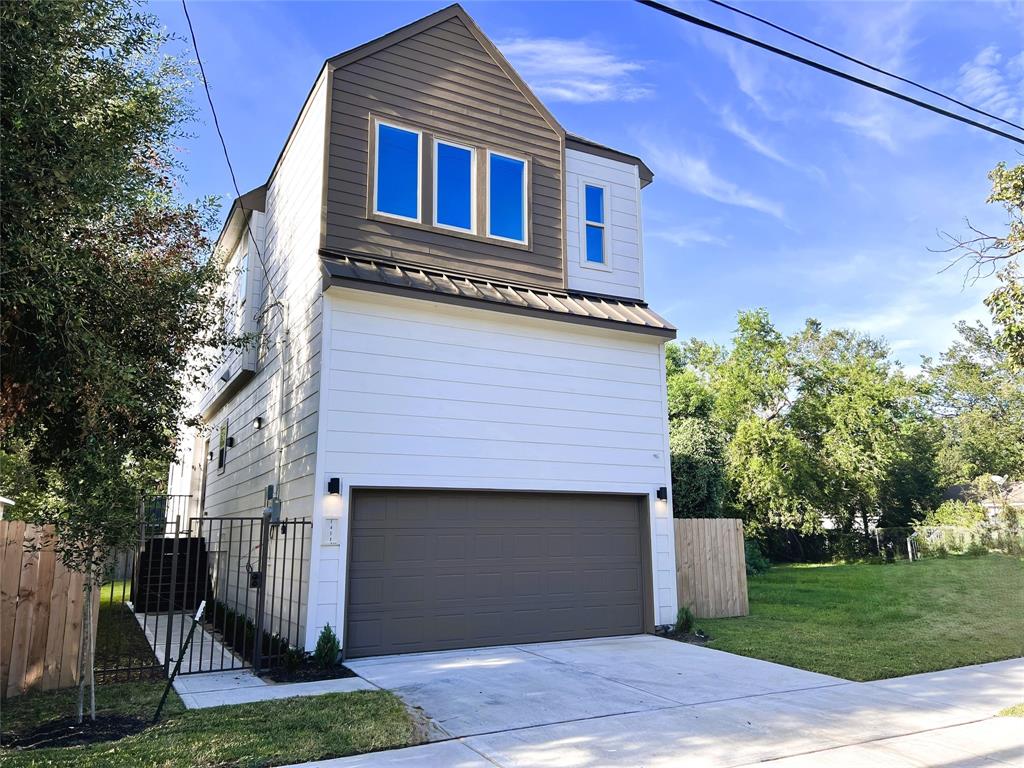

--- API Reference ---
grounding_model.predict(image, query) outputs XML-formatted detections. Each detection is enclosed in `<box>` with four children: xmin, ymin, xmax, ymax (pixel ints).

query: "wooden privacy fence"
<box><xmin>674</xmin><ymin>518</ymin><xmax>749</xmax><ymax>618</ymax></box>
<box><xmin>0</xmin><ymin>521</ymin><xmax>97</xmax><ymax>698</ymax></box>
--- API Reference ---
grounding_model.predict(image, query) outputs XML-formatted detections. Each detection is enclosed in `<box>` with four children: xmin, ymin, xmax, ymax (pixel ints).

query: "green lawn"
<box><xmin>0</xmin><ymin>680</ymin><xmax>419</xmax><ymax>767</ymax></box>
<box><xmin>699</xmin><ymin>554</ymin><xmax>1024</xmax><ymax>681</ymax></box>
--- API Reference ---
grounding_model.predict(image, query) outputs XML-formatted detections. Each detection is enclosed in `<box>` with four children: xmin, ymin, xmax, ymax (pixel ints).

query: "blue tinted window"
<box><xmin>376</xmin><ymin>124</ymin><xmax>419</xmax><ymax>219</ymax></box>
<box><xmin>488</xmin><ymin>153</ymin><xmax>526</xmax><ymax>242</ymax></box>
<box><xmin>585</xmin><ymin>185</ymin><xmax>604</xmax><ymax>223</ymax></box>
<box><xmin>436</xmin><ymin>142</ymin><xmax>473</xmax><ymax>231</ymax></box>
<box><xmin>586</xmin><ymin>224</ymin><xmax>605</xmax><ymax>263</ymax></box>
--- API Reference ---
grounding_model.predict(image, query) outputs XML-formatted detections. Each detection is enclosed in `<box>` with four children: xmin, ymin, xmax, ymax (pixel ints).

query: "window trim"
<box><xmin>372</xmin><ymin>119</ymin><xmax>422</xmax><ymax>224</ymax></box>
<box><xmin>579</xmin><ymin>178</ymin><xmax>612</xmax><ymax>272</ymax></box>
<box><xmin>432</xmin><ymin>137</ymin><xmax>476</xmax><ymax>234</ymax></box>
<box><xmin>216</xmin><ymin>420</ymin><xmax>229</xmax><ymax>475</ymax></box>
<box><xmin>485</xmin><ymin>149</ymin><xmax>529</xmax><ymax>245</ymax></box>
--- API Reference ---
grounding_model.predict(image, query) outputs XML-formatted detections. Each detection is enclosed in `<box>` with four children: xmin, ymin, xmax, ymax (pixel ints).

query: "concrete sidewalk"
<box><xmin>289</xmin><ymin>638</ymin><xmax>1023</xmax><ymax>768</ymax></box>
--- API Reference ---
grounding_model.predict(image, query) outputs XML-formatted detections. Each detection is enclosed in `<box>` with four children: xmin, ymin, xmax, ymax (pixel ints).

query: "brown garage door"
<box><xmin>345</xmin><ymin>490</ymin><xmax>648</xmax><ymax>658</ymax></box>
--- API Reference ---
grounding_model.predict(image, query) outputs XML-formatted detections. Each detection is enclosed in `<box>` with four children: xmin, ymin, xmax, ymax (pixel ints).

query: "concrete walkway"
<box><xmin>291</xmin><ymin>636</ymin><xmax>1023</xmax><ymax>768</ymax></box>
<box><xmin>135</xmin><ymin>611</ymin><xmax>375</xmax><ymax>708</ymax></box>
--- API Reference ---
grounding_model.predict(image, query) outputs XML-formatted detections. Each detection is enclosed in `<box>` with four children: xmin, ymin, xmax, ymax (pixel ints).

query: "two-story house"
<box><xmin>169</xmin><ymin>3</ymin><xmax>677</xmax><ymax>659</ymax></box>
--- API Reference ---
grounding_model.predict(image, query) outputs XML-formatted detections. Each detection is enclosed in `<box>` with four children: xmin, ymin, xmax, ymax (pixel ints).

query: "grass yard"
<box><xmin>699</xmin><ymin>553</ymin><xmax>1024</xmax><ymax>681</ymax></box>
<box><xmin>0</xmin><ymin>680</ymin><xmax>419</xmax><ymax>767</ymax></box>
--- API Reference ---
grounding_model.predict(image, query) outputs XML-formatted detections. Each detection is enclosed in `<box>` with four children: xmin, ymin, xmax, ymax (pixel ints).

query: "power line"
<box><xmin>181</xmin><ymin>0</ymin><xmax>280</xmax><ymax>307</ymax></box>
<box><xmin>706</xmin><ymin>0</ymin><xmax>1024</xmax><ymax>132</ymax></box>
<box><xmin>635</xmin><ymin>0</ymin><xmax>1024</xmax><ymax>146</ymax></box>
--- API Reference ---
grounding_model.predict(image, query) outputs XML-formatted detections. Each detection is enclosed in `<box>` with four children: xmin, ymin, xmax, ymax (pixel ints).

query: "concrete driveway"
<box><xmin>299</xmin><ymin>635</ymin><xmax>1024</xmax><ymax>767</ymax></box>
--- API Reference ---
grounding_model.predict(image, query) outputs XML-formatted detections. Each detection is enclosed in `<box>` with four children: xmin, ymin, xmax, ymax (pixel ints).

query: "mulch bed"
<box><xmin>261</xmin><ymin>663</ymin><xmax>357</xmax><ymax>684</ymax></box>
<box><xmin>655</xmin><ymin>627</ymin><xmax>711</xmax><ymax>646</ymax></box>
<box><xmin>3</xmin><ymin>714</ymin><xmax>150</xmax><ymax>750</ymax></box>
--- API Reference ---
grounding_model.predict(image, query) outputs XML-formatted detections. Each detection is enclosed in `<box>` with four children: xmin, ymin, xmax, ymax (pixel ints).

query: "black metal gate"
<box><xmin>97</xmin><ymin>496</ymin><xmax>312</xmax><ymax>680</ymax></box>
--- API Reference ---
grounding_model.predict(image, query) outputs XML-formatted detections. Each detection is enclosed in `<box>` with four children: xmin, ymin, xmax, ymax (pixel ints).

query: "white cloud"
<box><xmin>719</xmin><ymin>107</ymin><xmax>826</xmax><ymax>180</ymax></box>
<box><xmin>829</xmin><ymin>109</ymin><xmax>899</xmax><ymax>152</ymax></box>
<box><xmin>498</xmin><ymin>37</ymin><xmax>651</xmax><ymax>103</ymax></box>
<box><xmin>640</xmin><ymin>138</ymin><xmax>786</xmax><ymax>220</ymax></box>
<box><xmin>650</xmin><ymin>226</ymin><xmax>728</xmax><ymax>248</ymax></box>
<box><xmin>957</xmin><ymin>45</ymin><xmax>1024</xmax><ymax>122</ymax></box>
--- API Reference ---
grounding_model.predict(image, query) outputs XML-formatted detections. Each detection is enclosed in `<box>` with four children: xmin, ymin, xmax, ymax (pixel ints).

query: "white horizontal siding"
<box><xmin>566</xmin><ymin>148</ymin><xmax>644</xmax><ymax>300</ymax></box>
<box><xmin>311</xmin><ymin>288</ymin><xmax>677</xmax><ymax>647</ymax></box>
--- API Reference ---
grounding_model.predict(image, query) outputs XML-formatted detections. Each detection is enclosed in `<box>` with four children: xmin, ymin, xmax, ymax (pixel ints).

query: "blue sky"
<box><xmin>150</xmin><ymin>0</ymin><xmax>1024</xmax><ymax>369</ymax></box>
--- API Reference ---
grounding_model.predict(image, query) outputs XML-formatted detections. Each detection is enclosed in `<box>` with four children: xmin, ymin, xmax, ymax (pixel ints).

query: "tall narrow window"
<box><xmin>434</xmin><ymin>140</ymin><xmax>474</xmax><ymax>232</ymax></box>
<box><xmin>584</xmin><ymin>184</ymin><xmax>606</xmax><ymax>264</ymax></box>
<box><xmin>374</xmin><ymin>122</ymin><xmax>420</xmax><ymax>221</ymax></box>
<box><xmin>487</xmin><ymin>152</ymin><xmax>527</xmax><ymax>243</ymax></box>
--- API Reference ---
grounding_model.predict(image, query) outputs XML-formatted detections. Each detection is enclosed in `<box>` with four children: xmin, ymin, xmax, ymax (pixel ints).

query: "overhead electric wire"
<box><xmin>635</xmin><ymin>0</ymin><xmax>1024</xmax><ymax>145</ymax></box>
<box><xmin>181</xmin><ymin>0</ymin><xmax>280</xmax><ymax>306</ymax></box>
<box><xmin>705</xmin><ymin>0</ymin><xmax>1024</xmax><ymax>132</ymax></box>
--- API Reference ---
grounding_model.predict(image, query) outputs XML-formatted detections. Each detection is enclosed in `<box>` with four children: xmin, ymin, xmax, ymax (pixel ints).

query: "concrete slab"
<box><xmin>293</xmin><ymin>741</ymin><xmax>493</xmax><ymax>768</ymax></box>
<box><xmin>173</xmin><ymin>669</ymin><xmax>267</xmax><ymax>695</ymax></box>
<box><xmin>864</xmin><ymin>658</ymin><xmax>1024</xmax><ymax>718</ymax></box>
<box><xmin>179</xmin><ymin>676</ymin><xmax>377</xmax><ymax>709</ymax></box>
<box><xmin>347</xmin><ymin>642</ymin><xmax>678</xmax><ymax>738</ymax></box>
<box><xmin>518</xmin><ymin>635</ymin><xmax>844</xmax><ymax>704</ymax></box>
<box><xmin>737</xmin><ymin>718</ymin><xmax>1024</xmax><ymax>767</ymax></box>
<box><xmin>292</xmin><ymin>640</ymin><xmax>1024</xmax><ymax>768</ymax></box>
<box><xmin>461</xmin><ymin>679</ymin><xmax>989</xmax><ymax>768</ymax></box>
<box><xmin>135</xmin><ymin>611</ymin><xmax>243</xmax><ymax>674</ymax></box>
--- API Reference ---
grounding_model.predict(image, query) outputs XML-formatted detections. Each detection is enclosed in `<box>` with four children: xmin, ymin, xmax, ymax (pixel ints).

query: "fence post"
<box><xmin>252</xmin><ymin>511</ymin><xmax>271</xmax><ymax>673</ymax></box>
<box><xmin>162</xmin><ymin>518</ymin><xmax>180</xmax><ymax>676</ymax></box>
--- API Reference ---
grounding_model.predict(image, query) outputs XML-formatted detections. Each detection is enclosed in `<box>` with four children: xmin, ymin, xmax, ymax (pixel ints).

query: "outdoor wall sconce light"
<box><xmin>225</xmin><ymin>436</ymin><xmax>236</xmax><ymax>448</ymax></box>
<box><xmin>252</xmin><ymin>416</ymin><xmax>263</xmax><ymax>431</ymax></box>
<box><xmin>656</xmin><ymin>486</ymin><xmax>668</xmax><ymax>501</ymax></box>
<box><xmin>208</xmin><ymin>450</ymin><xmax>214</xmax><ymax>461</ymax></box>
<box><xmin>327</xmin><ymin>477</ymin><xmax>341</xmax><ymax>495</ymax></box>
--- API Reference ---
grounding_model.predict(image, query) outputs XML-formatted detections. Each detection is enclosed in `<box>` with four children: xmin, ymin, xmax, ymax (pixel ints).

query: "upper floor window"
<box><xmin>584</xmin><ymin>183</ymin><xmax>606</xmax><ymax>264</ymax></box>
<box><xmin>487</xmin><ymin>151</ymin><xmax>527</xmax><ymax>243</ymax></box>
<box><xmin>434</xmin><ymin>139</ymin><xmax>474</xmax><ymax>232</ymax></box>
<box><xmin>374</xmin><ymin>122</ymin><xmax>421</xmax><ymax>221</ymax></box>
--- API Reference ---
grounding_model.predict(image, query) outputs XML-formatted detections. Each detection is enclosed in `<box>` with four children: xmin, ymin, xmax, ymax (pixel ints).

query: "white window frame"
<box><xmin>433</xmin><ymin>137</ymin><xmax>476</xmax><ymax>234</ymax></box>
<box><xmin>485</xmin><ymin>149</ymin><xmax>529</xmax><ymax>245</ymax></box>
<box><xmin>579</xmin><ymin>178</ymin><xmax>612</xmax><ymax>272</ymax></box>
<box><xmin>372</xmin><ymin>119</ymin><xmax>422</xmax><ymax>224</ymax></box>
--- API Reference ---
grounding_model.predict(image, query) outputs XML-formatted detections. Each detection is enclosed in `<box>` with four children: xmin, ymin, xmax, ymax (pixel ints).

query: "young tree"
<box><xmin>1</xmin><ymin>0</ymin><xmax>231</xmax><ymax>720</ymax></box>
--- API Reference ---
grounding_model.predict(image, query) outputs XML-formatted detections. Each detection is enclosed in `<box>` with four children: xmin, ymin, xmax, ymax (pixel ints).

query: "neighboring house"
<box><xmin>942</xmin><ymin>480</ymin><xmax>1024</xmax><ymax>522</ymax></box>
<box><xmin>168</xmin><ymin>3</ymin><xmax>677</xmax><ymax>659</ymax></box>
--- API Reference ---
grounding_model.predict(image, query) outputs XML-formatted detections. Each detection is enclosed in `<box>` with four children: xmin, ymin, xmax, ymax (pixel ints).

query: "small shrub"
<box><xmin>935</xmin><ymin>544</ymin><xmax>949</xmax><ymax>558</ymax></box>
<box><xmin>313</xmin><ymin>623</ymin><xmax>341</xmax><ymax>669</ymax></box>
<box><xmin>965</xmin><ymin>540</ymin><xmax>989</xmax><ymax>557</ymax></box>
<box><xmin>744</xmin><ymin>539</ymin><xmax>771</xmax><ymax>575</ymax></box>
<box><xmin>282</xmin><ymin>645</ymin><xmax>306</xmax><ymax>672</ymax></box>
<box><xmin>674</xmin><ymin>605</ymin><xmax>695</xmax><ymax>635</ymax></box>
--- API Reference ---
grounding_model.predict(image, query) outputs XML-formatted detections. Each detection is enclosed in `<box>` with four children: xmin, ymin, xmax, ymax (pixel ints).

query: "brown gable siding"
<box><xmin>323</xmin><ymin>15</ymin><xmax>565</xmax><ymax>290</ymax></box>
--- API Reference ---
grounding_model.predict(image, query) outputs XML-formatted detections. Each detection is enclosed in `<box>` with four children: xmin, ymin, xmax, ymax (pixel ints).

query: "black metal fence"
<box><xmin>95</xmin><ymin>496</ymin><xmax>312</xmax><ymax>681</ymax></box>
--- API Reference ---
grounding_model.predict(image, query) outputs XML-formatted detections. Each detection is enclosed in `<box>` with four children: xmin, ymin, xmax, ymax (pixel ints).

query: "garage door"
<box><xmin>345</xmin><ymin>490</ymin><xmax>648</xmax><ymax>658</ymax></box>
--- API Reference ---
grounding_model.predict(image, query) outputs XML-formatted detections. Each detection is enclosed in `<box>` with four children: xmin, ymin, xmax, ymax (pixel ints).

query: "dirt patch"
<box><xmin>3</xmin><ymin>714</ymin><xmax>150</xmax><ymax>750</ymax></box>
<box><xmin>261</xmin><ymin>664</ymin><xmax>357</xmax><ymax>684</ymax></box>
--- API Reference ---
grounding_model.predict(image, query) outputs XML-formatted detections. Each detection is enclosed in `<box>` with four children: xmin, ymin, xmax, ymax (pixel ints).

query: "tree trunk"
<box><xmin>76</xmin><ymin>578</ymin><xmax>89</xmax><ymax>724</ymax></box>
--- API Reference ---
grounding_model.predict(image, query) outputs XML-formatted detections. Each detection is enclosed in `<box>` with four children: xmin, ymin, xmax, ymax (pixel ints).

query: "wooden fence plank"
<box><xmin>7</xmin><ymin>528</ymin><xmax>42</xmax><ymax>697</ymax></box>
<box><xmin>42</xmin><ymin>551</ymin><xmax>72</xmax><ymax>690</ymax></box>
<box><xmin>673</xmin><ymin>518</ymin><xmax>749</xmax><ymax>619</ymax></box>
<box><xmin>0</xmin><ymin>520</ymin><xmax>26</xmax><ymax>695</ymax></box>
<box><xmin>24</xmin><ymin>529</ymin><xmax>56</xmax><ymax>691</ymax></box>
<box><xmin>0</xmin><ymin>521</ymin><xmax>95</xmax><ymax>698</ymax></box>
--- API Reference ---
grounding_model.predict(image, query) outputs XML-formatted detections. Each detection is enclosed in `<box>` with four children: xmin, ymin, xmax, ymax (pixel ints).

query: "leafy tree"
<box><xmin>665</xmin><ymin>346</ymin><xmax>726</xmax><ymax>517</ymax></box>
<box><xmin>923</xmin><ymin>322</ymin><xmax>1024</xmax><ymax>484</ymax></box>
<box><xmin>941</xmin><ymin>162</ymin><xmax>1023</xmax><ymax>368</ymax></box>
<box><xmin>1</xmin><ymin>0</ymin><xmax>231</xmax><ymax>720</ymax></box>
<box><xmin>666</xmin><ymin>311</ymin><xmax>940</xmax><ymax>541</ymax></box>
